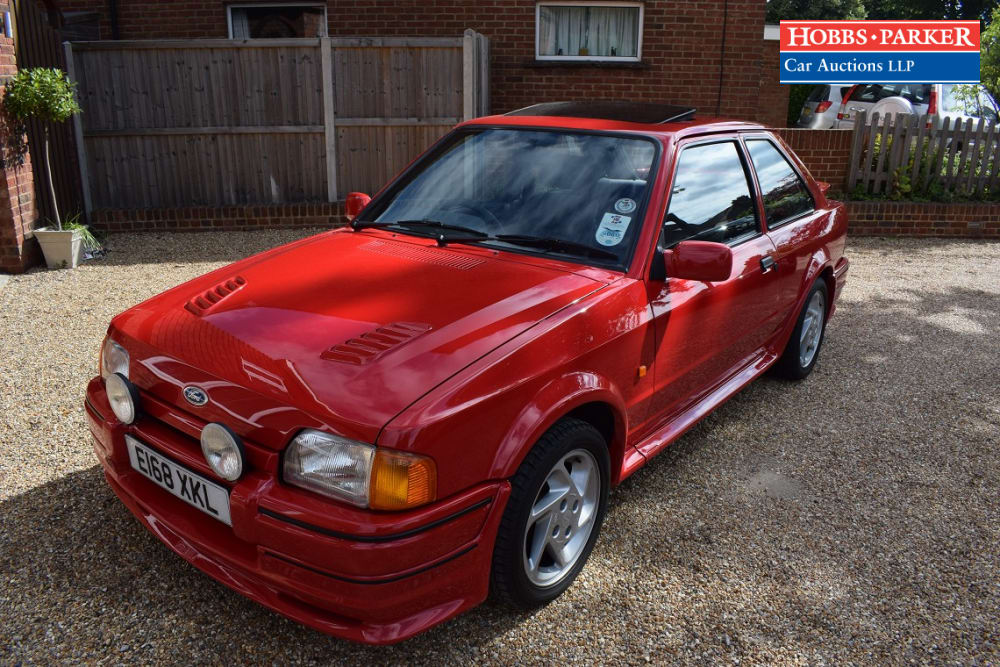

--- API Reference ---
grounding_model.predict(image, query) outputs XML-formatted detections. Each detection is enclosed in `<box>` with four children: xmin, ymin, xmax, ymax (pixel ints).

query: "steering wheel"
<box><xmin>440</xmin><ymin>201</ymin><xmax>508</xmax><ymax>234</ymax></box>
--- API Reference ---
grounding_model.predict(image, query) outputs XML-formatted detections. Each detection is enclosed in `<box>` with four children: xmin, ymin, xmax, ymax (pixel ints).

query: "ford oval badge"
<box><xmin>183</xmin><ymin>385</ymin><xmax>209</xmax><ymax>407</ymax></box>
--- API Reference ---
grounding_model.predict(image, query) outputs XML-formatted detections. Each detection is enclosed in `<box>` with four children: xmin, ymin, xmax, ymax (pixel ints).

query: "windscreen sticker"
<box><xmin>595</xmin><ymin>212</ymin><xmax>632</xmax><ymax>246</ymax></box>
<box><xmin>614</xmin><ymin>198</ymin><xmax>637</xmax><ymax>214</ymax></box>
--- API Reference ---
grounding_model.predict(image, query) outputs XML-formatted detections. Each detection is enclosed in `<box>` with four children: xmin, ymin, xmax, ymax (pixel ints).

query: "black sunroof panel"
<box><xmin>506</xmin><ymin>101</ymin><xmax>696</xmax><ymax>124</ymax></box>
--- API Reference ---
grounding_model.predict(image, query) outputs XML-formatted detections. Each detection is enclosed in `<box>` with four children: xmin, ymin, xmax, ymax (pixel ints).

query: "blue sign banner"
<box><xmin>780</xmin><ymin>51</ymin><xmax>981</xmax><ymax>84</ymax></box>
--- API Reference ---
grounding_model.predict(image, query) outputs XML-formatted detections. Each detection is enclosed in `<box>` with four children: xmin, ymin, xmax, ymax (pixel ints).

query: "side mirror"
<box><xmin>345</xmin><ymin>192</ymin><xmax>371</xmax><ymax>222</ymax></box>
<box><xmin>664</xmin><ymin>240</ymin><xmax>733</xmax><ymax>282</ymax></box>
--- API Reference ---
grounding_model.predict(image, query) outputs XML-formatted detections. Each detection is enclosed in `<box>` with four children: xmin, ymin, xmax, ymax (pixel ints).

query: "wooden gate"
<box><xmin>65</xmin><ymin>32</ymin><xmax>490</xmax><ymax>212</ymax></box>
<box><xmin>9</xmin><ymin>0</ymin><xmax>83</xmax><ymax>223</ymax></box>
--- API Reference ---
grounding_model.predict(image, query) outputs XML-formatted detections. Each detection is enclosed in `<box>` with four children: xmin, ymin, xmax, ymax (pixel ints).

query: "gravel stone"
<box><xmin>1</xmin><ymin>232</ymin><xmax>998</xmax><ymax>664</ymax></box>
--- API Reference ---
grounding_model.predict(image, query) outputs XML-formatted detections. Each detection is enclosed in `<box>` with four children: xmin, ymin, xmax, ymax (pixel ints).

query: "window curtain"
<box><xmin>231</xmin><ymin>9</ymin><xmax>251</xmax><ymax>39</ymax></box>
<box><xmin>539</xmin><ymin>6</ymin><xmax>639</xmax><ymax>58</ymax></box>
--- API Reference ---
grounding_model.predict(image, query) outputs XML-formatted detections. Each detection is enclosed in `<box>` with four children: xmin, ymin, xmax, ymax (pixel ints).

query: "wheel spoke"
<box><xmin>549</xmin><ymin>540</ymin><xmax>571</xmax><ymax>569</ymax></box>
<box><xmin>530</xmin><ymin>485</ymin><xmax>569</xmax><ymax>520</ymax></box>
<box><xmin>526</xmin><ymin>513</ymin><xmax>551</xmax><ymax>574</ymax></box>
<box><xmin>567</xmin><ymin>456</ymin><xmax>594</xmax><ymax>498</ymax></box>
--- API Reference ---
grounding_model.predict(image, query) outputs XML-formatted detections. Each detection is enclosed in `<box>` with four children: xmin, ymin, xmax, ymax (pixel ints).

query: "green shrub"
<box><xmin>1</xmin><ymin>68</ymin><xmax>82</xmax><ymax>228</ymax></box>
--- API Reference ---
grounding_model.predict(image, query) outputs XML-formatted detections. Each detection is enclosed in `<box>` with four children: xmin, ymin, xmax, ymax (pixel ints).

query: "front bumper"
<box><xmin>85</xmin><ymin>378</ymin><xmax>510</xmax><ymax>644</ymax></box>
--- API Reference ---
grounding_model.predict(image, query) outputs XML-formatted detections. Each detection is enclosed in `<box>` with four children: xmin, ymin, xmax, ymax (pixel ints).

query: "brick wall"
<box><xmin>846</xmin><ymin>201</ymin><xmax>1000</xmax><ymax>238</ymax></box>
<box><xmin>57</xmin><ymin>0</ymin><xmax>766</xmax><ymax>120</ymax></box>
<box><xmin>90</xmin><ymin>203</ymin><xmax>344</xmax><ymax>233</ymax></box>
<box><xmin>758</xmin><ymin>38</ymin><xmax>788</xmax><ymax>128</ymax></box>
<box><xmin>775</xmin><ymin>128</ymin><xmax>853</xmax><ymax>190</ymax></box>
<box><xmin>0</xmin><ymin>6</ymin><xmax>41</xmax><ymax>273</ymax></box>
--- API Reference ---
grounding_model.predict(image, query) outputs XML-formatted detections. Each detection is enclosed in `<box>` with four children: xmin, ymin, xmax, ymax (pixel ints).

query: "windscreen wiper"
<box><xmin>352</xmin><ymin>218</ymin><xmax>488</xmax><ymax>239</ymax></box>
<box><xmin>493</xmin><ymin>235</ymin><xmax>620</xmax><ymax>261</ymax></box>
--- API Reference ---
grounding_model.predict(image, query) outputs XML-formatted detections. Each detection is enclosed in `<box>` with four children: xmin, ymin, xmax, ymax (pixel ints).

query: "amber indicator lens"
<box><xmin>369</xmin><ymin>449</ymin><xmax>437</xmax><ymax>511</ymax></box>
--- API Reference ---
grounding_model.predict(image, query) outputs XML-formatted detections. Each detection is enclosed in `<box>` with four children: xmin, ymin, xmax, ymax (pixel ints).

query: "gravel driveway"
<box><xmin>1</xmin><ymin>232</ymin><xmax>998</xmax><ymax>664</ymax></box>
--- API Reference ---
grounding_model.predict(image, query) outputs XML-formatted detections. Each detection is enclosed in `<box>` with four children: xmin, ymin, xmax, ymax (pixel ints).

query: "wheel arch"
<box><xmin>488</xmin><ymin>372</ymin><xmax>631</xmax><ymax>487</ymax></box>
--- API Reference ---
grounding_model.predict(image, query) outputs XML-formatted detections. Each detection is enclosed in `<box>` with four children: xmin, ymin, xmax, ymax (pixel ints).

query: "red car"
<box><xmin>86</xmin><ymin>102</ymin><xmax>848</xmax><ymax>644</ymax></box>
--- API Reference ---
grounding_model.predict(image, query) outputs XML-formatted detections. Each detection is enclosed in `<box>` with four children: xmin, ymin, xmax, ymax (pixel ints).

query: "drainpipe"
<box><xmin>716</xmin><ymin>0</ymin><xmax>729</xmax><ymax>116</ymax></box>
<box><xmin>108</xmin><ymin>0</ymin><xmax>119</xmax><ymax>39</ymax></box>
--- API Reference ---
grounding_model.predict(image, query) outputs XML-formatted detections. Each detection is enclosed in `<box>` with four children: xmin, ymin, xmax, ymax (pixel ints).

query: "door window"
<box><xmin>745</xmin><ymin>140</ymin><xmax>814</xmax><ymax>228</ymax></box>
<box><xmin>661</xmin><ymin>141</ymin><xmax>759</xmax><ymax>248</ymax></box>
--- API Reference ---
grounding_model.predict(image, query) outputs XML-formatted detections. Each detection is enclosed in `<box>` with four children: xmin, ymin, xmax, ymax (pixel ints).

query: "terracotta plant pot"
<box><xmin>34</xmin><ymin>227</ymin><xmax>84</xmax><ymax>269</ymax></box>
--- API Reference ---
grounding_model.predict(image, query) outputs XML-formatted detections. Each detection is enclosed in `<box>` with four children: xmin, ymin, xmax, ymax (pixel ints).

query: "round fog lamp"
<box><xmin>201</xmin><ymin>423</ymin><xmax>244</xmax><ymax>481</ymax></box>
<box><xmin>105</xmin><ymin>372</ymin><xmax>139</xmax><ymax>424</ymax></box>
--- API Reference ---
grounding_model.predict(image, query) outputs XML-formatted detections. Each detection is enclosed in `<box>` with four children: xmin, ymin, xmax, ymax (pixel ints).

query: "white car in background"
<box><xmin>796</xmin><ymin>84</ymin><xmax>853</xmax><ymax>129</ymax></box>
<box><xmin>835</xmin><ymin>83</ymin><xmax>999</xmax><ymax>129</ymax></box>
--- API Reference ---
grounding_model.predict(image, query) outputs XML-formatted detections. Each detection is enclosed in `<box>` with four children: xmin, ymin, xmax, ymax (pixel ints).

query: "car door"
<box><xmin>646</xmin><ymin>138</ymin><xmax>781</xmax><ymax>422</ymax></box>
<box><xmin>742</xmin><ymin>135</ymin><xmax>824</xmax><ymax>325</ymax></box>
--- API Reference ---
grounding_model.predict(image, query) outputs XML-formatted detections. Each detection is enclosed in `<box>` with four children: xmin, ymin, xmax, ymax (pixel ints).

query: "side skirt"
<box><xmin>619</xmin><ymin>348</ymin><xmax>778</xmax><ymax>482</ymax></box>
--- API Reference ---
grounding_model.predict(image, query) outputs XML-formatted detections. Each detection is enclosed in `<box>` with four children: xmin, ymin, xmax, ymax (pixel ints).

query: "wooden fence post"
<box><xmin>62</xmin><ymin>41</ymin><xmax>93</xmax><ymax>221</ymax></box>
<box><xmin>462</xmin><ymin>29</ymin><xmax>475</xmax><ymax>120</ymax></box>
<box><xmin>909</xmin><ymin>114</ymin><xmax>929</xmax><ymax>191</ymax></box>
<box><xmin>847</xmin><ymin>110</ymin><xmax>866</xmax><ymax>191</ymax></box>
<box><xmin>320</xmin><ymin>36</ymin><xmax>338</xmax><ymax>202</ymax></box>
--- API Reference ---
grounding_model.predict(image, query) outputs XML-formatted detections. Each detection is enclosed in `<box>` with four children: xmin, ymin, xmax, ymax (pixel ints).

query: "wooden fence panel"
<box><xmin>981</xmin><ymin>125</ymin><xmax>1000</xmax><ymax>195</ymax></box>
<box><xmin>849</xmin><ymin>111</ymin><xmax>999</xmax><ymax>198</ymax></box>
<box><xmin>67</xmin><ymin>33</ymin><xmax>487</xmax><ymax>211</ymax></box>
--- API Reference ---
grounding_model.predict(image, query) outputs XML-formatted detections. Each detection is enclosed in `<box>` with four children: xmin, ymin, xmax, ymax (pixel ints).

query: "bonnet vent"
<box><xmin>322</xmin><ymin>322</ymin><xmax>431</xmax><ymax>365</ymax></box>
<box><xmin>360</xmin><ymin>240</ymin><xmax>484</xmax><ymax>270</ymax></box>
<box><xmin>184</xmin><ymin>275</ymin><xmax>248</xmax><ymax>316</ymax></box>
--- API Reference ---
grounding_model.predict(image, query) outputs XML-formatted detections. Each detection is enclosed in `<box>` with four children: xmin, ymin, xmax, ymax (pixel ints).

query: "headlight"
<box><xmin>101</xmin><ymin>338</ymin><xmax>129</xmax><ymax>379</ymax></box>
<box><xmin>283</xmin><ymin>429</ymin><xmax>436</xmax><ymax>510</ymax></box>
<box><xmin>200</xmin><ymin>423</ymin><xmax>245</xmax><ymax>481</ymax></box>
<box><xmin>105</xmin><ymin>372</ymin><xmax>139</xmax><ymax>424</ymax></box>
<box><xmin>283</xmin><ymin>430</ymin><xmax>375</xmax><ymax>507</ymax></box>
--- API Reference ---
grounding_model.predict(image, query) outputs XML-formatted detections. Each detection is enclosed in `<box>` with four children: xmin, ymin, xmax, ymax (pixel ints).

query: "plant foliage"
<box><xmin>982</xmin><ymin>6</ymin><xmax>1000</xmax><ymax>104</ymax></box>
<box><xmin>1</xmin><ymin>68</ymin><xmax>81</xmax><ymax>169</ymax></box>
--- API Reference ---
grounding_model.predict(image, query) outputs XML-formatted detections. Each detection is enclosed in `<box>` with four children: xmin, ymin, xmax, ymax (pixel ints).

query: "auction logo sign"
<box><xmin>779</xmin><ymin>20</ymin><xmax>981</xmax><ymax>83</ymax></box>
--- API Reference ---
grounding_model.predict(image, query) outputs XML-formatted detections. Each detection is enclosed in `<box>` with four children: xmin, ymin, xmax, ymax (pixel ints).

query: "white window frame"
<box><xmin>227</xmin><ymin>2</ymin><xmax>328</xmax><ymax>39</ymax></box>
<box><xmin>535</xmin><ymin>1</ymin><xmax>644</xmax><ymax>63</ymax></box>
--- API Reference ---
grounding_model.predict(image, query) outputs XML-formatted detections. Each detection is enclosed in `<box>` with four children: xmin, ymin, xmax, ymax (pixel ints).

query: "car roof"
<box><xmin>507</xmin><ymin>101</ymin><xmax>699</xmax><ymax>124</ymax></box>
<box><xmin>461</xmin><ymin>102</ymin><xmax>766</xmax><ymax>140</ymax></box>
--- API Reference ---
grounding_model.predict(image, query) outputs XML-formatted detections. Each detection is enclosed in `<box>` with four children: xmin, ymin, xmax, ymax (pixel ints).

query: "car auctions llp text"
<box><xmin>778</xmin><ymin>20</ymin><xmax>982</xmax><ymax>84</ymax></box>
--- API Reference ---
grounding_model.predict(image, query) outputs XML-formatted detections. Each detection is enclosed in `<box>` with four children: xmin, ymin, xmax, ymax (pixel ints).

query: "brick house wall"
<box><xmin>56</xmin><ymin>0</ymin><xmax>766</xmax><ymax>120</ymax></box>
<box><xmin>0</xmin><ymin>5</ymin><xmax>41</xmax><ymax>273</ymax></box>
<box><xmin>758</xmin><ymin>34</ymin><xmax>789</xmax><ymax>129</ymax></box>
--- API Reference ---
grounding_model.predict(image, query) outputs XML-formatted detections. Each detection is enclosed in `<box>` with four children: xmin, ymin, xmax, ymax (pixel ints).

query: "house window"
<box><xmin>228</xmin><ymin>4</ymin><xmax>327</xmax><ymax>39</ymax></box>
<box><xmin>536</xmin><ymin>2</ymin><xmax>643</xmax><ymax>62</ymax></box>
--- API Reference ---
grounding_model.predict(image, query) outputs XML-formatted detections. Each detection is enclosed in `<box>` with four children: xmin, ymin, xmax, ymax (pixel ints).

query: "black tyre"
<box><xmin>772</xmin><ymin>279</ymin><xmax>829</xmax><ymax>380</ymax></box>
<box><xmin>491</xmin><ymin>417</ymin><xmax>610</xmax><ymax>608</ymax></box>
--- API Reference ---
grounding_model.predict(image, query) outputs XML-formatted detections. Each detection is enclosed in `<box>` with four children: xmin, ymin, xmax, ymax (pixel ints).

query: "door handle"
<box><xmin>760</xmin><ymin>256</ymin><xmax>777</xmax><ymax>274</ymax></box>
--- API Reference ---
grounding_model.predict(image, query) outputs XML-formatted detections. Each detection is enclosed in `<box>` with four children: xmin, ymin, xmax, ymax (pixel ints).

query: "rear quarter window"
<box><xmin>745</xmin><ymin>139</ymin><xmax>814</xmax><ymax>228</ymax></box>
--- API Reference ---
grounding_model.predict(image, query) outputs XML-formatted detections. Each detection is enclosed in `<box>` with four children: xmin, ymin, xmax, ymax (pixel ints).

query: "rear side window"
<box><xmin>661</xmin><ymin>141</ymin><xmax>759</xmax><ymax>247</ymax></box>
<box><xmin>851</xmin><ymin>83</ymin><xmax>930</xmax><ymax>105</ymax></box>
<box><xmin>806</xmin><ymin>85</ymin><xmax>831</xmax><ymax>103</ymax></box>
<box><xmin>745</xmin><ymin>139</ymin><xmax>814</xmax><ymax>227</ymax></box>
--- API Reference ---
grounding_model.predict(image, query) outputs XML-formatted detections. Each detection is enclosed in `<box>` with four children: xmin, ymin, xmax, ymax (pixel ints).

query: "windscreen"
<box><xmin>362</xmin><ymin>128</ymin><xmax>659</xmax><ymax>268</ymax></box>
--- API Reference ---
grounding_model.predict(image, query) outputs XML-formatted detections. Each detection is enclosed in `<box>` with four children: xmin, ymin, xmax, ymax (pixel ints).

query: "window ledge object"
<box><xmin>526</xmin><ymin>59</ymin><xmax>650</xmax><ymax>69</ymax></box>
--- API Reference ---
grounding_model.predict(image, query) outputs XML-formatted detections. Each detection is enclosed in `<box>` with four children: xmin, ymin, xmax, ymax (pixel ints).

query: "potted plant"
<box><xmin>1</xmin><ymin>67</ymin><xmax>85</xmax><ymax>269</ymax></box>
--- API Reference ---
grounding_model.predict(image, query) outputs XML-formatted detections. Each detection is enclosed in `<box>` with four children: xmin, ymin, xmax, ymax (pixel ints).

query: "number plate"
<box><xmin>126</xmin><ymin>435</ymin><xmax>232</xmax><ymax>526</ymax></box>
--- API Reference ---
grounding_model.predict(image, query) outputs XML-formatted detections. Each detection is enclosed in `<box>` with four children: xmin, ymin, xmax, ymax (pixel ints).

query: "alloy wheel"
<box><xmin>799</xmin><ymin>290</ymin><xmax>826</xmax><ymax>368</ymax></box>
<box><xmin>522</xmin><ymin>448</ymin><xmax>600</xmax><ymax>587</ymax></box>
